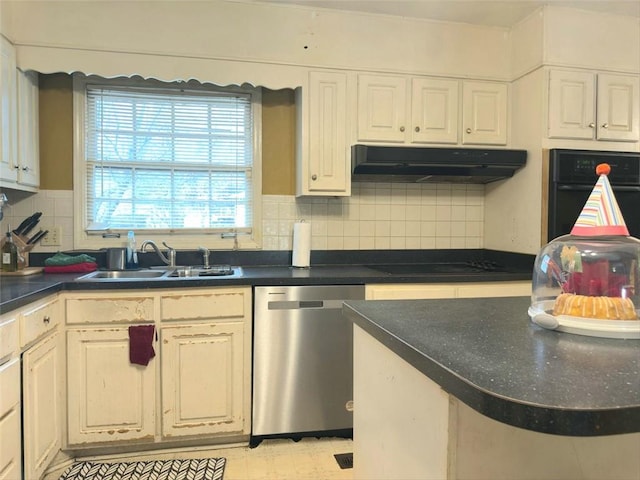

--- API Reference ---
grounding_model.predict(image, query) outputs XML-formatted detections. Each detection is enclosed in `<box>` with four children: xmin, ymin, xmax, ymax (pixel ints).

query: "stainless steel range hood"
<box><xmin>351</xmin><ymin>144</ymin><xmax>527</xmax><ymax>184</ymax></box>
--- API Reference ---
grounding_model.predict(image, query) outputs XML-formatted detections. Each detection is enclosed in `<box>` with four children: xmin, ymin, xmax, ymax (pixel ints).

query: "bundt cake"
<box><xmin>552</xmin><ymin>293</ymin><xmax>638</xmax><ymax>320</ymax></box>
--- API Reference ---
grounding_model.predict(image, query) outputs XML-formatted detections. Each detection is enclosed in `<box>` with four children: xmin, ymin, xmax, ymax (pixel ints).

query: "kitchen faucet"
<box><xmin>198</xmin><ymin>246</ymin><xmax>210</xmax><ymax>269</ymax></box>
<box><xmin>140</xmin><ymin>240</ymin><xmax>176</xmax><ymax>267</ymax></box>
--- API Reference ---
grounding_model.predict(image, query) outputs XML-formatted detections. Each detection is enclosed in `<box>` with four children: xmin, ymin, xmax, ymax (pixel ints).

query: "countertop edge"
<box><xmin>343</xmin><ymin>302</ymin><xmax>640</xmax><ymax>437</ymax></box>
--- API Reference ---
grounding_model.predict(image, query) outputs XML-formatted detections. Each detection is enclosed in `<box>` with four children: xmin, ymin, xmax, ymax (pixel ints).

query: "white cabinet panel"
<box><xmin>66</xmin><ymin>327</ymin><xmax>156</xmax><ymax>445</ymax></box>
<box><xmin>297</xmin><ymin>71</ymin><xmax>350</xmax><ymax>196</ymax></box>
<box><xmin>22</xmin><ymin>332</ymin><xmax>60</xmax><ymax>480</ymax></box>
<box><xmin>16</xmin><ymin>70</ymin><xmax>40</xmax><ymax>188</ymax></box>
<box><xmin>596</xmin><ymin>73</ymin><xmax>639</xmax><ymax>142</ymax></box>
<box><xmin>0</xmin><ymin>407</ymin><xmax>21</xmax><ymax>480</ymax></box>
<box><xmin>462</xmin><ymin>81</ymin><xmax>508</xmax><ymax>145</ymax></box>
<box><xmin>357</xmin><ymin>74</ymin><xmax>407</xmax><ymax>143</ymax></box>
<box><xmin>548</xmin><ymin>70</ymin><xmax>596</xmax><ymax>139</ymax></box>
<box><xmin>548</xmin><ymin>69</ymin><xmax>639</xmax><ymax>142</ymax></box>
<box><xmin>358</xmin><ymin>74</ymin><xmax>507</xmax><ymax>146</ymax></box>
<box><xmin>411</xmin><ymin>78</ymin><xmax>459</xmax><ymax>144</ymax></box>
<box><xmin>161</xmin><ymin>322</ymin><xmax>245</xmax><ymax>438</ymax></box>
<box><xmin>0</xmin><ymin>36</ymin><xmax>17</xmax><ymax>185</ymax></box>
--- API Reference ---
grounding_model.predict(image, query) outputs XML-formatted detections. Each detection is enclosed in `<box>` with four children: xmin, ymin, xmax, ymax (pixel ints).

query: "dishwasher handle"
<box><xmin>268</xmin><ymin>299</ymin><xmax>345</xmax><ymax>310</ymax></box>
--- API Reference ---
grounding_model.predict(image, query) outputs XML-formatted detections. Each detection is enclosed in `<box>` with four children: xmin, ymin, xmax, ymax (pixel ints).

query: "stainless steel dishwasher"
<box><xmin>252</xmin><ymin>285</ymin><xmax>365</xmax><ymax>442</ymax></box>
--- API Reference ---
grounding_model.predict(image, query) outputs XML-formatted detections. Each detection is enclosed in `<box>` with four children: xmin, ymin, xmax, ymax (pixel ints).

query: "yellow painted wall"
<box><xmin>39</xmin><ymin>74</ymin><xmax>73</xmax><ymax>190</ymax></box>
<box><xmin>37</xmin><ymin>74</ymin><xmax>296</xmax><ymax>195</ymax></box>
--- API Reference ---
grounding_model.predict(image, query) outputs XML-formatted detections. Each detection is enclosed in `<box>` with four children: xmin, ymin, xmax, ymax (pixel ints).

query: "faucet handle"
<box><xmin>162</xmin><ymin>242</ymin><xmax>176</xmax><ymax>267</ymax></box>
<box><xmin>198</xmin><ymin>246</ymin><xmax>210</xmax><ymax>268</ymax></box>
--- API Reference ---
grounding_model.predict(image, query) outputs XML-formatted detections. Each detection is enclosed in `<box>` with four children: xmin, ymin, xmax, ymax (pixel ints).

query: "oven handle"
<box><xmin>557</xmin><ymin>185</ymin><xmax>640</xmax><ymax>192</ymax></box>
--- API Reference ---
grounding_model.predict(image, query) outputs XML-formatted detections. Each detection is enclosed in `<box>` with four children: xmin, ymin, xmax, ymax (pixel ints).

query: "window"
<box><xmin>73</xmin><ymin>75</ymin><xmax>262</xmax><ymax>249</ymax></box>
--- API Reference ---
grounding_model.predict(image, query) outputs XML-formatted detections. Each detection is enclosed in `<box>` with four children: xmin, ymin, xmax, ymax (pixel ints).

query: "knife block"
<box><xmin>0</xmin><ymin>233</ymin><xmax>34</xmax><ymax>269</ymax></box>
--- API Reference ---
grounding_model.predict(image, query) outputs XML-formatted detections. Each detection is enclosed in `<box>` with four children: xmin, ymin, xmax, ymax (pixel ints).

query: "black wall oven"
<box><xmin>547</xmin><ymin>149</ymin><xmax>640</xmax><ymax>242</ymax></box>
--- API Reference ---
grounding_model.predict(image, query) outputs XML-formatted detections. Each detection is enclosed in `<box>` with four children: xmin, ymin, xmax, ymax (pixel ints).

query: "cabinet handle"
<box><xmin>14</xmin><ymin>165</ymin><xmax>19</xmax><ymax>169</ymax></box>
<box><xmin>43</xmin><ymin>316</ymin><xmax>50</xmax><ymax>324</ymax></box>
<box><xmin>588</xmin><ymin>123</ymin><xmax>595</xmax><ymax>128</ymax></box>
<box><xmin>399</xmin><ymin>126</ymin><xmax>405</xmax><ymax>132</ymax></box>
<box><xmin>466</xmin><ymin>128</ymin><xmax>472</xmax><ymax>134</ymax></box>
<box><xmin>414</xmin><ymin>126</ymin><xmax>420</xmax><ymax>133</ymax></box>
<box><xmin>22</xmin><ymin>166</ymin><xmax>29</xmax><ymax>172</ymax></box>
<box><xmin>311</xmin><ymin>174</ymin><xmax>317</xmax><ymax>181</ymax></box>
<box><xmin>601</xmin><ymin>123</ymin><xmax>609</xmax><ymax>129</ymax></box>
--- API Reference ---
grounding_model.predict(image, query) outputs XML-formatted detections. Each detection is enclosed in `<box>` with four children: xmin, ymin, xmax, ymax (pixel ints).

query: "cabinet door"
<box><xmin>548</xmin><ymin>70</ymin><xmax>596</xmax><ymax>140</ymax></box>
<box><xmin>411</xmin><ymin>78</ymin><xmax>459</xmax><ymax>144</ymax></box>
<box><xmin>0</xmin><ymin>406</ymin><xmax>21</xmax><ymax>480</ymax></box>
<box><xmin>596</xmin><ymin>73</ymin><xmax>639</xmax><ymax>142</ymax></box>
<box><xmin>161</xmin><ymin>322</ymin><xmax>244</xmax><ymax>438</ymax></box>
<box><xmin>0</xmin><ymin>358</ymin><xmax>21</xmax><ymax>480</ymax></box>
<box><xmin>357</xmin><ymin>74</ymin><xmax>407</xmax><ymax>143</ymax></box>
<box><xmin>67</xmin><ymin>327</ymin><xmax>156</xmax><ymax>445</ymax></box>
<box><xmin>16</xmin><ymin>69</ymin><xmax>40</xmax><ymax>187</ymax></box>
<box><xmin>306</xmin><ymin>71</ymin><xmax>348</xmax><ymax>194</ymax></box>
<box><xmin>0</xmin><ymin>36</ymin><xmax>17</xmax><ymax>184</ymax></box>
<box><xmin>23</xmin><ymin>333</ymin><xmax>60</xmax><ymax>480</ymax></box>
<box><xmin>462</xmin><ymin>81</ymin><xmax>508</xmax><ymax>145</ymax></box>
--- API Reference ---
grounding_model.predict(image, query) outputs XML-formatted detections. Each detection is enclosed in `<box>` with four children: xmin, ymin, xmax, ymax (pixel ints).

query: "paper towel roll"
<box><xmin>292</xmin><ymin>221</ymin><xmax>311</xmax><ymax>268</ymax></box>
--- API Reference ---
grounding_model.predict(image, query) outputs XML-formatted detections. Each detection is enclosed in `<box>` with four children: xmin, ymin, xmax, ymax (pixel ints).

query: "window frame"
<box><xmin>72</xmin><ymin>74</ymin><xmax>262</xmax><ymax>250</ymax></box>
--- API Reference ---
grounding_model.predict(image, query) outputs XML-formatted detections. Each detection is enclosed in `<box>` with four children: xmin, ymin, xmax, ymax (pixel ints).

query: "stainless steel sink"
<box><xmin>77</xmin><ymin>270</ymin><xmax>172</xmax><ymax>280</ymax></box>
<box><xmin>76</xmin><ymin>266</ymin><xmax>243</xmax><ymax>281</ymax></box>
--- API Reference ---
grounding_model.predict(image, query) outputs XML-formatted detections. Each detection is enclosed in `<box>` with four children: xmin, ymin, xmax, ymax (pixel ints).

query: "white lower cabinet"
<box><xmin>3</xmin><ymin>293</ymin><xmax>62</xmax><ymax>480</ymax></box>
<box><xmin>161</xmin><ymin>322</ymin><xmax>245</xmax><ymax>438</ymax></box>
<box><xmin>366</xmin><ymin>281</ymin><xmax>531</xmax><ymax>300</ymax></box>
<box><xmin>66</xmin><ymin>327</ymin><xmax>156</xmax><ymax>445</ymax></box>
<box><xmin>0</xmin><ymin>359</ymin><xmax>21</xmax><ymax>480</ymax></box>
<box><xmin>64</xmin><ymin>287</ymin><xmax>251</xmax><ymax>448</ymax></box>
<box><xmin>22</xmin><ymin>332</ymin><xmax>61</xmax><ymax>480</ymax></box>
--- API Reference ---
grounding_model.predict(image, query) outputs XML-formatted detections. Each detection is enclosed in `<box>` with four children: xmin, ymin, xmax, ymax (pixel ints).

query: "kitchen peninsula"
<box><xmin>343</xmin><ymin>296</ymin><xmax>640</xmax><ymax>480</ymax></box>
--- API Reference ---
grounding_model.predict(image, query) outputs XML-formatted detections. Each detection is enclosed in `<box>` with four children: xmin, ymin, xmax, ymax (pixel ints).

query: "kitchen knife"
<box><xmin>13</xmin><ymin>212</ymin><xmax>41</xmax><ymax>236</ymax></box>
<box><xmin>26</xmin><ymin>229</ymin><xmax>44</xmax><ymax>244</ymax></box>
<box><xmin>27</xmin><ymin>229</ymin><xmax>48</xmax><ymax>245</ymax></box>
<box><xmin>20</xmin><ymin>212</ymin><xmax>42</xmax><ymax>237</ymax></box>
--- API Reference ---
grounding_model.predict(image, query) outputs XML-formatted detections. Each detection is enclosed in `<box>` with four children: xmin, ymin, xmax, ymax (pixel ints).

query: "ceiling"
<box><xmin>256</xmin><ymin>1</ymin><xmax>640</xmax><ymax>28</ymax></box>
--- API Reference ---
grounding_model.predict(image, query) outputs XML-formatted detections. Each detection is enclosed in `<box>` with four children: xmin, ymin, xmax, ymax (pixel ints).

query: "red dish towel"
<box><xmin>129</xmin><ymin>325</ymin><xmax>156</xmax><ymax>366</ymax></box>
<box><xmin>43</xmin><ymin>262</ymin><xmax>98</xmax><ymax>273</ymax></box>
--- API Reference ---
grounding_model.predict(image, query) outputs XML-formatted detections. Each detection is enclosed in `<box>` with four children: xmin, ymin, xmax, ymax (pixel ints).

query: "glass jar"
<box><xmin>530</xmin><ymin>234</ymin><xmax>640</xmax><ymax>338</ymax></box>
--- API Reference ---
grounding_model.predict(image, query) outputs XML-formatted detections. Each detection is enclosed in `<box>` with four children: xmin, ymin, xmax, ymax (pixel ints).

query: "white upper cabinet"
<box><xmin>357</xmin><ymin>74</ymin><xmax>408</xmax><ymax>143</ymax></box>
<box><xmin>0</xmin><ymin>36</ymin><xmax>40</xmax><ymax>191</ymax></box>
<box><xmin>461</xmin><ymin>81</ymin><xmax>508</xmax><ymax>145</ymax></box>
<box><xmin>16</xmin><ymin>70</ymin><xmax>40</xmax><ymax>188</ymax></box>
<box><xmin>0</xmin><ymin>36</ymin><xmax>18</xmax><ymax>186</ymax></box>
<box><xmin>411</xmin><ymin>78</ymin><xmax>459</xmax><ymax>144</ymax></box>
<box><xmin>297</xmin><ymin>71</ymin><xmax>350</xmax><ymax>196</ymax></box>
<box><xmin>357</xmin><ymin>74</ymin><xmax>506</xmax><ymax>146</ymax></box>
<box><xmin>596</xmin><ymin>73</ymin><xmax>639</xmax><ymax>142</ymax></box>
<box><xmin>548</xmin><ymin>69</ymin><xmax>639</xmax><ymax>142</ymax></box>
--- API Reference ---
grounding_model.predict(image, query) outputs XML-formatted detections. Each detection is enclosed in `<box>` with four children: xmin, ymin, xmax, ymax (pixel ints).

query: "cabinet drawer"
<box><xmin>66</xmin><ymin>295</ymin><xmax>155</xmax><ymax>324</ymax></box>
<box><xmin>0</xmin><ymin>359</ymin><xmax>20</xmax><ymax>418</ymax></box>
<box><xmin>161</xmin><ymin>288</ymin><xmax>250</xmax><ymax>321</ymax></box>
<box><xmin>0</xmin><ymin>407</ymin><xmax>21</xmax><ymax>480</ymax></box>
<box><xmin>20</xmin><ymin>298</ymin><xmax>59</xmax><ymax>348</ymax></box>
<box><xmin>0</xmin><ymin>317</ymin><xmax>18</xmax><ymax>363</ymax></box>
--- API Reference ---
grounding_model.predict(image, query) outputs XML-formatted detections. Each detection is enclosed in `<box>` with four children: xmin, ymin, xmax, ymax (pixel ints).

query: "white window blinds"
<box><xmin>84</xmin><ymin>84</ymin><xmax>254</xmax><ymax>233</ymax></box>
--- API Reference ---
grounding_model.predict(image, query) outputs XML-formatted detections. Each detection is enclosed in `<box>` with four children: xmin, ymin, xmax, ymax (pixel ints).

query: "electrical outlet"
<box><xmin>41</xmin><ymin>226</ymin><xmax>61</xmax><ymax>246</ymax></box>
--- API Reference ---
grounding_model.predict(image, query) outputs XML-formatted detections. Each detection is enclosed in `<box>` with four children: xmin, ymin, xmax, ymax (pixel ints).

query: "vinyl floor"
<box><xmin>47</xmin><ymin>437</ymin><xmax>354</xmax><ymax>480</ymax></box>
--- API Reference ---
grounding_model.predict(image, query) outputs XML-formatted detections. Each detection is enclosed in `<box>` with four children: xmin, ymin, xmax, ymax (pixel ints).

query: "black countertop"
<box><xmin>342</xmin><ymin>296</ymin><xmax>640</xmax><ymax>437</ymax></box>
<box><xmin>1</xmin><ymin>249</ymin><xmax>534</xmax><ymax>314</ymax></box>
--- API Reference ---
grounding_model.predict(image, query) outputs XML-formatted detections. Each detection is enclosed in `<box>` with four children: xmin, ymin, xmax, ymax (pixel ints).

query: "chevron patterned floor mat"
<box><xmin>59</xmin><ymin>458</ymin><xmax>226</xmax><ymax>480</ymax></box>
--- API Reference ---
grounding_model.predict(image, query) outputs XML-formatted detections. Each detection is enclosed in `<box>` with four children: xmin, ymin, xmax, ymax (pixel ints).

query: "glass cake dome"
<box><xmin>529</xmin><ymin>163</ymin><xmax>640</xmax><ymax>339</ymax></box>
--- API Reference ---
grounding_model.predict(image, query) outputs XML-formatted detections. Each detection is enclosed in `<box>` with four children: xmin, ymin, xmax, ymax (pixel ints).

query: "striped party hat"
<box><xmin>570</xmin><ymin>163</ymin><xmax>629</xmax><ymax>236</ymax></box>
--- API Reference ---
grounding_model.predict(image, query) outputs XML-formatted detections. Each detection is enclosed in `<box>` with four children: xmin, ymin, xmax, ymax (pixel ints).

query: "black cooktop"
<box><xmin>368</xmin><ymin>261</ymin><xmax>507</xmax><ymax>275</ymax></box>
